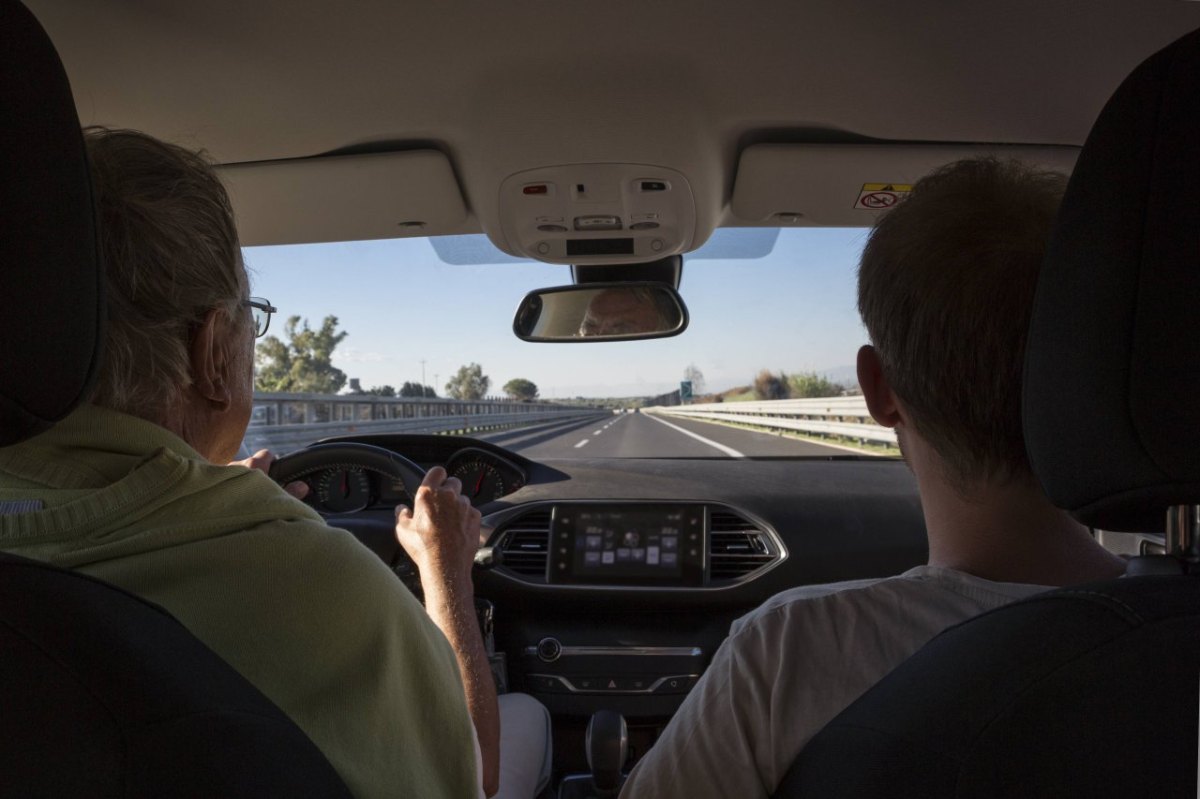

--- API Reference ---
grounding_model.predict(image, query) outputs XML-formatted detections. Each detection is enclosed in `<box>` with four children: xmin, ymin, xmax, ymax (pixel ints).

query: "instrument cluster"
<box><xmin>302</xmin><ymin>447</ymin><xmax>526</xmax><ymax>515</ymax></box>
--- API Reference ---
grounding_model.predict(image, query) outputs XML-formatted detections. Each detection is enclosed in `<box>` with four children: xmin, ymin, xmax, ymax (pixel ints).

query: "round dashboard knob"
<box><xmin>536</xmin><ymin>637</ymin><xmax>562</xmax><ymax>663</ymax></box>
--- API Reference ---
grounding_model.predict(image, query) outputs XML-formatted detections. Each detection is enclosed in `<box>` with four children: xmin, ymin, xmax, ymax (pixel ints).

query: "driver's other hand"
<box><xmin>395</xmin><ymin>466</ymin><xmax>481</xmax><ymax>582</ymax></box>
<box><xmin>230</xmin><ymin>448</ymin><xmax>310</xmax><ymax>500</ymax></box>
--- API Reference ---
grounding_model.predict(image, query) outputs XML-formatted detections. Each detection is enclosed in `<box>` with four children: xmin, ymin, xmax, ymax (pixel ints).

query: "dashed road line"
<box><xmin>574</xmin><ymin>439</ymin><xmax>590</xmax><ymax>449</ymax></box>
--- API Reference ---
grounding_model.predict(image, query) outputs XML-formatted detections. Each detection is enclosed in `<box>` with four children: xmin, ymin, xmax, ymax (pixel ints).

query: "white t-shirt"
<box><xmin>620</xmin><ymin>566</ymin><xmax>1051</xmax><ymax>799</ymax></box>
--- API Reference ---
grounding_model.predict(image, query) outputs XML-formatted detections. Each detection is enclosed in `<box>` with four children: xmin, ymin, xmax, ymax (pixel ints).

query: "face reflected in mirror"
<box><xmin>579</xmin><ymin>288</ymin><xmax>673</xmax><ymax>337</ymax></box>
<box><xmin>513</xmin><ymin>282</ymin><xmax>688</xmax><ymax>342</ymax></box>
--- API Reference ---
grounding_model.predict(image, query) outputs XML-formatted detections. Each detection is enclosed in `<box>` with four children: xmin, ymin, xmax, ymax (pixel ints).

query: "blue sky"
<box><xmin>243</xmin><ymin>227</ymin><xmax>871</xmax><ymax>398</ymax></box>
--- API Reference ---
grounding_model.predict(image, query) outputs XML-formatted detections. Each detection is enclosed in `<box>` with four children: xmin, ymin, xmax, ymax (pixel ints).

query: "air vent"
<box><xmin>497</xmin><ymin>509</ymin><xmax>552</xmax><ymax>580</ymax></box>
<box><xmin>709</xmin><ymin>510</ymin><xmax>777</xmax><ymax>582</ymax></box>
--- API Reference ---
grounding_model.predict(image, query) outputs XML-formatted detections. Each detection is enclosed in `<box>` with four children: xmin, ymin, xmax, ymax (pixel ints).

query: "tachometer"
<box><xmin>315</xmin><ymin>467</ymin><xmax>372</xmax><ymax>513</ymax></box>
<box><xmin>451</xmin><ymin>459</ymin><xmax>506</xmax><ymax>505</ymax></box>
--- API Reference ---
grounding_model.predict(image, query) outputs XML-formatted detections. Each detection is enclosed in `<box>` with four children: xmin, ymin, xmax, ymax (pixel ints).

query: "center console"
<box><xmin>525</xmin><ymin>641</ymin><xmax>703</xmax><ymax>698</ymax></box>
<box><xmin>548</xmin><ymin>503</ymin><xmax>706</xmax><ymax>587</ymax></box>
<box><xmin>480</xmin><ymin>498</ymin><xmax>786</xmax><ymax>775</ymax></box>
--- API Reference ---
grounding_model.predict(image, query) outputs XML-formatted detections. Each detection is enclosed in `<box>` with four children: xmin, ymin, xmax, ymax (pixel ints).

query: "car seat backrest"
<box><xmin>0</xmin><ymin>553</ymin><xmax>354</xmax><ymax>797</ymax></box>
<box><xmin>1023</xmin><ymin>28</ymin><xmax>1200</xmax><ymax>533</ymax></box>
<box><xmin>0</xmin><ymin>0</ymin><xmax>104</xmax><ymax>446</ymax></box>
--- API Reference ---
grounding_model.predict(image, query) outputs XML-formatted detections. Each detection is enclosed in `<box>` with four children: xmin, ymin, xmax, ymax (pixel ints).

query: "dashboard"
<box><xmin>304</xmin><ymin>431</ymin><xmax>927</xmax><ymax>774</ymax></box>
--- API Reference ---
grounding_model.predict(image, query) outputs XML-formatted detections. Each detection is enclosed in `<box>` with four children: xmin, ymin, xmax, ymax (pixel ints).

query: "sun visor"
<box><xmin>730</xmin><ymin>144</ymin><xmax>1080</xmax><ymax>226</ymax></box>
<box><xmin>219</xmin><ymin>150</ymin><xmax>469</xmax><ymax>246</ymax></box>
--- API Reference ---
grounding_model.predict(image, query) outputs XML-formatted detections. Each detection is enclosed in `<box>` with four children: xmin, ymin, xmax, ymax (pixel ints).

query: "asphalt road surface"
<box><xmin>476</xmin><ymin>411</ymin><xmax>874</xmax><ymax>459</ymax></box>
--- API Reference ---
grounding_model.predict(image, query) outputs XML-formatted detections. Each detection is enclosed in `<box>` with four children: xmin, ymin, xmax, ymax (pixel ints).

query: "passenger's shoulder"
<box><xmin>729</xmin><ymin>570</ymin><xmax>946</xmax><ymax>637</ymax></box>
<box><xmin>729</xmin><ymin>576</ymin><xmax>883</xmax><ymax>635</ymax></box>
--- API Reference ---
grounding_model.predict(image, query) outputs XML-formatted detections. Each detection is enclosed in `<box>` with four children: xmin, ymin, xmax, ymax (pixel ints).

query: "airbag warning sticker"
<box><xmin>855</xmin><ymin>183</ymin><xmax>913</xmax><ymax>210</ymax></box>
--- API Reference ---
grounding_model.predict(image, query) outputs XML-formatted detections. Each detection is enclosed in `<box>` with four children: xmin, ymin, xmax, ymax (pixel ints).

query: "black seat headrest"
<box><xmin>1023</xmin><ymin>28</ymin><xmax>1200</xmax><ymax>532</ymax></box>
<box><xmin>0</xmin><ymin>0</ymin><xmax>104</xmax><ymax>446</ymax></box>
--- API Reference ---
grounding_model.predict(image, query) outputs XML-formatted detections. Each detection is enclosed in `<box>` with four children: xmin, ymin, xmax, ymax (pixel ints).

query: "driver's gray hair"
<box><xmin>85</xmin><ymin>127</ymin><xmax>249</xmax><ymax>423</ymax></box>
<box><xmin>629</xmin><ymin>286</ymin><xmax>678</xmax><ymax>325</ymax></box>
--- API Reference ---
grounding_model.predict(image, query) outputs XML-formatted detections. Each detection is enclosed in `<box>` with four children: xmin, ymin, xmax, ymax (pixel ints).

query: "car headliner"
<box><xmin>25</xmin><ymin>0</ymin><xmax>1200</xmax><ymax>248</ymax></box>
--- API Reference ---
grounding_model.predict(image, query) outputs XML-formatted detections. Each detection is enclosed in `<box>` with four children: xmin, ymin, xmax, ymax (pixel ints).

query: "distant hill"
<box><xmin>820</xmin><ymin>364</ymin><xmax>860</xmax><ymax>389</ymax></box>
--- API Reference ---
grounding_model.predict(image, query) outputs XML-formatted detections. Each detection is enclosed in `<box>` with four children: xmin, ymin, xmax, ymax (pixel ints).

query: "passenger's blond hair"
<box><xmin>858</xmin><ymin>157</ymin><xmax>1067</xmax><ymax>486</ymax></box>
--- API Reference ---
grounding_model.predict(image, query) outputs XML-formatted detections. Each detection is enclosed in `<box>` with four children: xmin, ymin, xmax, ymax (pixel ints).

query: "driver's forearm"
<box><xmin>423</xmin><ymin>578</ymin><xmax>501</xmax><ymax>797</ymax></box>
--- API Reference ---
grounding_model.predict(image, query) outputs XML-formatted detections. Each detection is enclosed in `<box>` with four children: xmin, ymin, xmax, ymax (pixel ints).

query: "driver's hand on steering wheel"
<box><xmin>394</xmin><ymin>466</ymin><xmax>481</xmax><ymax>585</ymax></box>
<box><xmin>231</xmin><ymin>449</ymin><xmax>310</xmax><ymax>500</ymax></box>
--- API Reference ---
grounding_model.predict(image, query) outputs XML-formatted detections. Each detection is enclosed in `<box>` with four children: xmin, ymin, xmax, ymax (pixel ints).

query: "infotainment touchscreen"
<box><xmin>548</xmin><ymin>503</ymin><xmax>705</xmax><ymax>586</ymax></box>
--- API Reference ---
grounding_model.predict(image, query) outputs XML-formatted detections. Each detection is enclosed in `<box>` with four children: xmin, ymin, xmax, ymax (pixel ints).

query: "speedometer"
<box><xmin>450</xmin><ymin>459</ymin><xmax>506</xmax><ymax>505</ymax></box>
<box><xmin>315</xmin><ymin>467</ymin><xmax>372</xmax><ymax>513</ymax></box>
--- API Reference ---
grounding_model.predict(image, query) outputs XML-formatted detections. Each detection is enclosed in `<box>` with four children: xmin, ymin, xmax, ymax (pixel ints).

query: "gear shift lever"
<box><xmin>586</xmin><ymin>710</ymin><xmax>628</xmax><ymax>798</ymax></box>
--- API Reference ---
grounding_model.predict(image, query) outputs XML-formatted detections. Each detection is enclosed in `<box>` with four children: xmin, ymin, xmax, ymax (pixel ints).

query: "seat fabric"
<box><xmin>776</xmin><ymin>577</ymin><xmax>1200</xmax><ymax>798</ymax></box>
<box><xmin>1022</xmin><ymin>28</ymin><xmax>1200</xmax><ymax>532</ymax></box>
<box><xmin>0</xmin><ymin>0</ymin><xmax>104</xmax><ymax>446</ymax></box>
<box><xmin>0</xmin><ymin>553</ymin><xmax>353</xmax><ymax>798</ymax></box>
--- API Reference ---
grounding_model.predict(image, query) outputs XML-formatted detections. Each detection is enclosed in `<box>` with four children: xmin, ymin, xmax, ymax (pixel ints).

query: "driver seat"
<box><xmin>771</xmin><ymin>26</ymin><xmax>1200</xmax><ymax>799</ymax></box>
<box><xmin>0</xmin><ymin>2</ymin><xmax>351</xmax><ymax>795</ymax></box>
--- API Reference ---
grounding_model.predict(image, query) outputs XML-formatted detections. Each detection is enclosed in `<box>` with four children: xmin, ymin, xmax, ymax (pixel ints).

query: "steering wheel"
<box><xmin>267</xmin><ymin>441</ymin><xmax>426</xmax><ymax>499</ymax></box>
<box><xmin>268</xmin><ymin>442</ymin><xmax>427</xmax><ymax>589</ymax></box>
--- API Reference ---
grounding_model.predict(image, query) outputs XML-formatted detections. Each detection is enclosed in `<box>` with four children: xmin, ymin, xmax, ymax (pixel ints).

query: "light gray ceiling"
<box><xmin>27</xmin><ymin>0</ymin><xmax>1200</xmax><ymax>244</ymax></box>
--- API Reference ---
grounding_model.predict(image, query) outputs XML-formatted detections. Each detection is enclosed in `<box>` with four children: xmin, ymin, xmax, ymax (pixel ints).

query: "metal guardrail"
<box><xmin>243</xmin><ymin>393</ymin><xmax>602</xmax><ymax>454</ymax></box>
<box><xmin>647</xmin><ymin>396</ymin><xmax>897</xmax><ymax>445</ymax></box>
<box><xmin>243</xmin><ymin>410</ymin><xmax>604</xmax><ymax>454</ymax></box>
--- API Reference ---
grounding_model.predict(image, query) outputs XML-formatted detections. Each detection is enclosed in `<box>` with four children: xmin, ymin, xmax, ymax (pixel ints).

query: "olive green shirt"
<box><xmin>0</xmin><ymin>404</ymin><xmax>478</xmax><ymax>799</ymax></box>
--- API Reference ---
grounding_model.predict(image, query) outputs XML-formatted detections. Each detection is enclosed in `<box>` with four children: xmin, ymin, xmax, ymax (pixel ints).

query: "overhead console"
<box><xmin>496</xmin><ymin>164</ymin><xmax>697</xmax><ymax>265</ymax></box>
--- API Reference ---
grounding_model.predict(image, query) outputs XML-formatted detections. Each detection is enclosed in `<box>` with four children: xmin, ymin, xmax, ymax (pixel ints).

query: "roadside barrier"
<box><xmin>243</xmin><ymin>392</ymin><xmax>602</xmax><ymax>454</ymax></box>
<box><xmin>645</xmin><ymin>397</ymin><xmax>896</xmax><ymax>445</ymax></box>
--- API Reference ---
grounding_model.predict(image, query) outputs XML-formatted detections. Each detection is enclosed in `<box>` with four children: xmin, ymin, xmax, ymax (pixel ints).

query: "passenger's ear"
<box><xmin>857</xmin><ymin>345</ymin><xmax>902</xmax><ymax>428</ymax></box>
<box><xmin>189</xmin><ymin>308</ymin><xmax>232</xmax><ymax>411</ymax></box>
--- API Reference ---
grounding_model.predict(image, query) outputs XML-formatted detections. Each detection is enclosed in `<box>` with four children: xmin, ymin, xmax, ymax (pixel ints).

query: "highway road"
<box><xmin>476</xmin><ymin>411</ymin><xmax>877</xmax><ymax>459</ymax></box>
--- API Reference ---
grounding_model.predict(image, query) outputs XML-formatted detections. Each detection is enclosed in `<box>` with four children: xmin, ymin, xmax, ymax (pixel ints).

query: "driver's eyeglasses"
<box><xmin>244</xmin><ymin>297</ymin><xmax>276</xmax><ymax>338</ymax></box>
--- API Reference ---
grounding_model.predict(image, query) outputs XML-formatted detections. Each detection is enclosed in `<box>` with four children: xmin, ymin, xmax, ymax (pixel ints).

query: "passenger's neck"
<box><xmin>918</xmin><ymin>470</ymin><xmax>1125</xmax><ymax>587</ymax></box>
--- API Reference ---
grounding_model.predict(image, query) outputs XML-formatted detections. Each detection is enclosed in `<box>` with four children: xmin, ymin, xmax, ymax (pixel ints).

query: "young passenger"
<box><xmin>620</xmin><ymin>158</ymin><xmax>1126</xmax><ymax>799</ymax></box>
<box><xmin>0</xmin><ymin>128</ymin><xmax>549</xmax><ymax>799</ymax></box>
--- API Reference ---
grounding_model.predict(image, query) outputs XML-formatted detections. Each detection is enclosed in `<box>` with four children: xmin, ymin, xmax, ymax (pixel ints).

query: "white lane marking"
<box><xmin>574</xmin><ymin>438</ymin><xmax>590</xmax><ymax>448</ymax></box>
<box><xmin>645</xmin><ymin>413</ymin><xmax>745</xmax><ymax>459</ymax></box>
<box><xmin>667</xmin><ymin>414</ymin><xmax>883</xmax><ymax>456</ymax></box>
<box><xmin>593</xmin><ymin>430</ymin><xmax>603</xmax><ymax>435</ymax></box>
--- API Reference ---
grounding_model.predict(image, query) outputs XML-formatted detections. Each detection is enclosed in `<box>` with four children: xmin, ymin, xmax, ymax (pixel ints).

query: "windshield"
<box><xmin>244</xmin><ymin>227</ymin><xmax>888</xmax><ymax>459</ymax></box>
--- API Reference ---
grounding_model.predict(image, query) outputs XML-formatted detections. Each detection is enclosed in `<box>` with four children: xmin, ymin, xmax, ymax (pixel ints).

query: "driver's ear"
<box><xmin>190</xmin><ymin>308</ymin><xmax>233</xmax><ymax>411</ymax></box>
<box><xmin>857</xmin><ymin>344</ymin><xmax>902</xmax><ymax>429</ymax></box>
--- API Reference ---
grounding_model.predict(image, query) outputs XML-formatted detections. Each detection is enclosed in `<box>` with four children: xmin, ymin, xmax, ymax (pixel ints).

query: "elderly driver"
<box><xmin>0</xmin><ymin>128</ymin><xmax>549</xmax><ymax>799</ymax></box>
<box><xmin>578</xmin><ymin>286</ymin><xmax>676</xmax><ymax>337</ymax></box>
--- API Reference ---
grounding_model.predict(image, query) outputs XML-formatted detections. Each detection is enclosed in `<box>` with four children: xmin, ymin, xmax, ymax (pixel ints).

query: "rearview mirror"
<box><xmin>512</xmin><ymin>282</ymin><xmax>689</xmax><ymax>342</ymax></box>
